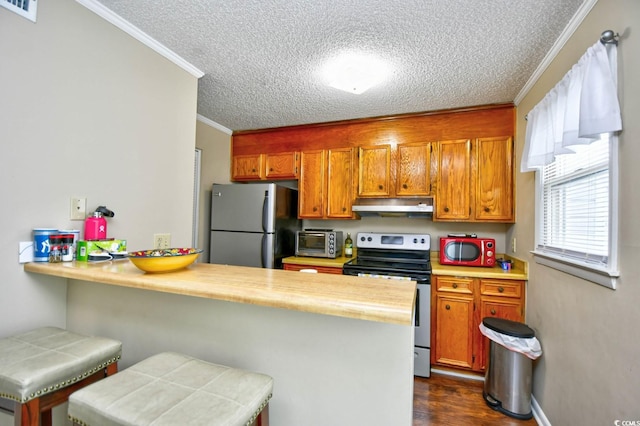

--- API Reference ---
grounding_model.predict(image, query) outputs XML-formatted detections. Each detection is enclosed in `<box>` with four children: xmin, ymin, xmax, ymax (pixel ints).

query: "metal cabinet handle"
<box><xmin>269</xmin><ymin>167</ymin><xmax>274</xmax><ymax>171</ymax></box>
<box><xmin>403</xmin><ymin>183</ymin><xmax>408</xmax><ymax>189</ymax></box>
<box><xmin>252</xmin><ymin>168</ymin><xmax>256</xmax><ymax>172</ymax></box>
<box><xmin>491</xmin><ymin>309</ymin><xmax>497</xmax><ymax>315</ymax></box>
<box><xmin>313</xmin><ymin>207</ymin><xmax>318</xmax><ymax>212</ymax></box>
<box><xmin>342</xmin><ymin>207</ymin><xmax>347</xmax><ymax>212</ymax></box>
<box><xmin>498</xmin><ymin>287</ymin><xmax>504</xmax><ymax>293</ymax></box>
<box><xmin>445</xmin><ymin>304</ymin><xmax>451</xmax><ymax>310</ymax></box>
<box><xmin>452</xmin><ymin>283</ymin><xmax>458</xmax><ymax>289</ymax></box>
<box><xmin>484</xmin><ymin>207</ymin><xmax>490</xmax><ymax>212</ymax></box>
<box><xmin>378</xmin><ymin>184</ymin><xmax>384</xmax><ymax>190</ymax></box>
<box><xmin>444</xmin><ymin>207</ymin><xmax>450</xmax><ymax>212</ymax></box>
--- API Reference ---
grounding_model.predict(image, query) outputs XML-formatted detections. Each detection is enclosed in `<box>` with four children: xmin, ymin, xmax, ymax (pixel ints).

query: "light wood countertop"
<box><xmin>24</xmin><ymin>260</ymin><xmax>416</xmax><ymax>325</ymax></box>
<box><xmin>282</xmin><ymin>254</ymin><xmax>355</xmax><ymax>268</ymax></box>
<box><xmin>431</xmin><ymin>252</ymin><xmax>528</xmax><ymax>280</ymax></box>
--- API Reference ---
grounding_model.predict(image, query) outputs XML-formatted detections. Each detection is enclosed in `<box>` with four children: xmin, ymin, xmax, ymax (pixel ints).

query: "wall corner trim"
<box><xmin>197</xmin><ymin>114</ymin><xmax>233</xmax><ymax>135</ymax></box>
<box><xmin>75</xmin><ymin>0</ymin><xmax>204</xmax><ymax>79</ymax></box>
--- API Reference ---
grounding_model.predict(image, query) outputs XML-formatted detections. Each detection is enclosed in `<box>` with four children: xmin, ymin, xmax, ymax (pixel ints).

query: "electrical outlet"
<box><xmin>70</xmin><ymin>197</ymin><xmax>87</xmax><ymax>220</ymax></box>
<box><xmin>153</xmin><ymin>233</ymin><xmax>171</xmax><ymax>249</ymax></box>
<box><xmin>512</xmin><ymin>238</ymin><xmax>517</xmax><ymax>253</ymax></box>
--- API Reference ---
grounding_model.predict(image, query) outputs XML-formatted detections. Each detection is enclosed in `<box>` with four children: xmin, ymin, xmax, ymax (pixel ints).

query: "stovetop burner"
<box><xmin>342</xmin><ymin>232</ymin><xmax>432</xmax><ymax>282</ymax></box>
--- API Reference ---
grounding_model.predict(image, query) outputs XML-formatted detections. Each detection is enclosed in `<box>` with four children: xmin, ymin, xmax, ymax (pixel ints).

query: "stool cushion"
<box><xmin>0</xmin><ymin>327</ymin><xmax>122</xmax><ymax>403</ymax></box>
<box><xmin>68</xmin><ymin>352</ymin><xmax>273</xmax><ymax>426</ymax></box>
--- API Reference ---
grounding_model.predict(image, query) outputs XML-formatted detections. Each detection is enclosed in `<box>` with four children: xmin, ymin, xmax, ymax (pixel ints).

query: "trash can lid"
<box><xmin>482</xmin><ymin>317</ymin><xmax>535</xmax><ymax>338</ymax></box>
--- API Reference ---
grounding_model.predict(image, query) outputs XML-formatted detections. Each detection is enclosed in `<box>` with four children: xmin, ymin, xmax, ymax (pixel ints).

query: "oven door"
<box><xmin>343</xmin><ymin>268</ymin><xmax>431</xmax><ymax>377</ymax></box>
<box><xmin>414</xmin><ymin>282</ymin><xmax>431</xmax><ymax>377</ymax></box>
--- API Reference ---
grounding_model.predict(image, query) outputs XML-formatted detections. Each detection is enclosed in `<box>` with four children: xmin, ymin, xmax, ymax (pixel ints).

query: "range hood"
<box><xmin>351</xmin><ymin>197</ymin><xmax>434</xmax><ymax>218</ymax></box>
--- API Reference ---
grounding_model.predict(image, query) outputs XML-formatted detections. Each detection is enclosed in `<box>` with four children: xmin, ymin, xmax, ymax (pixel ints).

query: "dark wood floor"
<box><xmin>413</xmin><ymin>373</ymin><xmax>539</xmax><ymax>425</ymax></box>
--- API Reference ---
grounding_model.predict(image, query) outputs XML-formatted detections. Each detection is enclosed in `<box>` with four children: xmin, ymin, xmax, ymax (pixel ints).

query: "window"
<box><xmin>534</xmin><ymin>135</ymin><xmax>619</xmax><ymax>289</ymax></box>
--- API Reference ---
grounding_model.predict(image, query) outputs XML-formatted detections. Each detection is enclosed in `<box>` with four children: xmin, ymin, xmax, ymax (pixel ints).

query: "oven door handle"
<box><xmin>415</xmin><ymin>287</ymin><xmax>420</xmax><ymax>327</ymax></box>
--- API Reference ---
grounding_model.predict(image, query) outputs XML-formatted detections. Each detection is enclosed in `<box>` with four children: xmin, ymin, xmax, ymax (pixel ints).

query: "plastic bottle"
<box><xmin>84</xmin><ymin>211</ymin><xmax>107</xmax><ymax>240</ymax></box>
<box><xmin>344</xmin><ymin>233</ymin><xmax>353</xmax><ymax>258</ymax></box>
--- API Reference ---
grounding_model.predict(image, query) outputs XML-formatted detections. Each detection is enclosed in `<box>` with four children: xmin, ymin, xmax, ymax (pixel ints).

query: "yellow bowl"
<box><xmin>127</xmin><ymin>248</ymin><xmax>202</xmax><ymax>273</ymax></box>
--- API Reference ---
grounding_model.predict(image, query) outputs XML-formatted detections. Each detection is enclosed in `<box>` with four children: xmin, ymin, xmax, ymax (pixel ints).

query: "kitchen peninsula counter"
<box><xmin>25</xmin><ymin>260</ymin><xmax>416</xmax><ymax>425</ymax></box>
<box><xmin>24</xmin><ymin>260</ymin><xmax>415</xmax><ymax>325</ymax></box>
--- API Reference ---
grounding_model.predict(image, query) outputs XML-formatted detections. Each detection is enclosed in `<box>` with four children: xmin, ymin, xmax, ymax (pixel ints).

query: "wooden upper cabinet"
<box><xmin>298</xmin><ymin>150</ymin><xmax>325</xmax><ymax>219</ymax></box>
<box><xmin>232</xmin><ymin>152</ymin><xmax>298</xmax><ymax>181</ymax></box>
<box><xmin>299</xmin><ymin>148</ymin><xmax>355</xmax><ymax>219</ymax></box>
<box><xmin>326</xmin><ymin>148</ymin><xmax>355</xmax><ymax>218</ymax></box>
<box><xmin>358</xmin><ymin>145</ymin><xmax>391</xmax><ymax>197</ymax></box>
<box><xmin>232</xmin><ymin>154</ymin><xmax>264</xmax><ymax>180</ymax></box>
<box><xmin>475</xmin><ymin>137</ymin><xmax>514</xmax><ymax>222</ymax></box>
<box><xmin>265</xmin><ymin>151</ymin><xmax>298</xmax><ymax>179</ymax></box>
<box><xmin>396</xmin><ymin>141</ymin><xmax>432</xmax><ymax>196</ymax></box>
<box><xmin>435</xmin><ymin>139</ymin><xmax>472</xmax><ymax>220</ymax></box>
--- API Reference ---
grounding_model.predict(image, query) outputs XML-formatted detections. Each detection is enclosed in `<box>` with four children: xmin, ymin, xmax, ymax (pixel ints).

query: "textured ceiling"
<box><xmin>90</xmin><ymin>0</ymin><xmax>585</xmax><ymax>131</ymax></box>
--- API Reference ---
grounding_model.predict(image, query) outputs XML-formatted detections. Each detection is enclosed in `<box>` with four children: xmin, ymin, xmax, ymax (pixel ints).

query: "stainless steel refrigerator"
<box><xmin>210</xmin><ymin>183</ymin><xmax>301</xmax><ymax>268</ymax></box>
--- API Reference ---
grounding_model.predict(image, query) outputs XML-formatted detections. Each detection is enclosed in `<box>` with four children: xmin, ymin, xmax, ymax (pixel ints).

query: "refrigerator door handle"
<box><xmin>261</xmin><ymin>234</ymin><xmax>267</xmax><ymax>268</ymax></box>
<box><xmin>262</xmin><ymin>191</ymin><xmax>269</xmax><ymax>233</ymax></box>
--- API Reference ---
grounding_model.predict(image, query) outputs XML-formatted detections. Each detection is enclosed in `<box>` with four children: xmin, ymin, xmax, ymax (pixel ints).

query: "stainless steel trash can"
<box><xmin>482</xmin><ymin>317</ymin><xmax>535</xmax><ymax>420</ymax></box>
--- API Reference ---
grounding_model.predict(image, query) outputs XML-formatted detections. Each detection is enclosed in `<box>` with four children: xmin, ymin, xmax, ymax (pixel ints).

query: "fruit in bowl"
<box><xmin>127</xmin><ymin>248</ymin><xmax>202</xmax><ymax>273</ymax></box>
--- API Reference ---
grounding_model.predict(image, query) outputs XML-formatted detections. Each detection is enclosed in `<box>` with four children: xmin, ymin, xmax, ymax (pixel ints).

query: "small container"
<box><xmin>84</xmin><ymin>212</ymin><xmax>107</xmax><ymax>240</ymax></box>
<box><xmin>76</xmin><ymin>241</ymin><xmax>89</xmax><ymax>261</ymax></box>
<box><xmin>33</xmin><ymin>228</ymin><xmax>58</xmax><ymax>262</ymax></box>
<box><xmin>61</xmin><ymin>234</ymin><xmax>74</xmax><ymax>262</ymax></box>
<box><xmin>48</xmin><ymin>235</ymin><xmax>64</xmax><ymax>263</ymax></box>
<box><xmin>59</xmin><ymin>229</ymin><xmax>80</xmax><ymax>258</ymax></box>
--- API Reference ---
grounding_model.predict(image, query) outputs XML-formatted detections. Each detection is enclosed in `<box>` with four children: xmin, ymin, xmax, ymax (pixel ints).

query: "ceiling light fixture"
<box><xmin>323</xmin><ymin>53</ymin><xmax>389</xmax><ymax>95</ymax></box>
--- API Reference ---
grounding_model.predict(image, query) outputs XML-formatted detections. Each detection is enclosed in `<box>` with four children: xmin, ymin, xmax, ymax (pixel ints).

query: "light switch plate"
<box><xmin>19</xmin><ymin>241</ymin><xmax>34</xmax><ymax>263</ymax></box>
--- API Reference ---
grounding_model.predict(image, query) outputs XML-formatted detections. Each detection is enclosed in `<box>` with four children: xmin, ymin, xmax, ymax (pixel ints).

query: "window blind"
<box><xmin>1</xmin><ymin>0</ymin><xmax>37</xmax><ymax>22</ymax></box>
<box><xmin>539</xmin><ymin>137</ymin><xmax>609</xmax><ymax>266</ymax></box>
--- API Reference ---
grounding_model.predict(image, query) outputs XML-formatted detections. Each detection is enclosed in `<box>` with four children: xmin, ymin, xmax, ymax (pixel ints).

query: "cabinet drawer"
<box><xmin>435</xmin><ymin>277</ymin><xmax>474</xmax><ymax>294</ymax></box>
<box><xmin>480</xmin><ymin>279</ymin><xmax>522</xmax><ymax>298</ymax></box>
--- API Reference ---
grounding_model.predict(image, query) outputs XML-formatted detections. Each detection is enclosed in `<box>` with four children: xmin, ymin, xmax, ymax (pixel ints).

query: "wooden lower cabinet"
<box><xmin>283</xmin><ymin>263</ymin><xmax>343</xmax><ymax>275</ymax></box>
<box><xmin>431</xmin><ymin>275</ymin><xmax>525</xmax><ymax>373</ymax></box>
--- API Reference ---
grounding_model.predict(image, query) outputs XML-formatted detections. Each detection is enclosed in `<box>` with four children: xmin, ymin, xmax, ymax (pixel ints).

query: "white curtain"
<box><xmin>521</xmin><ymin>41</ymin><xmax>621</xmax><ymax>172</ymax></box>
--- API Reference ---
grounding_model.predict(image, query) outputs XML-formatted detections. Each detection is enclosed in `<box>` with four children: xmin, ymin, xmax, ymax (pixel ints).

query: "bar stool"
<box><xmin>0</xmin><ymin>327</ymin><xmax>122</xmax><ymax>426</ymax></box>
<box><xmin>68</xmin><ymin>352</ymin><xmax>273</xmax><ymax>426</ymax></box>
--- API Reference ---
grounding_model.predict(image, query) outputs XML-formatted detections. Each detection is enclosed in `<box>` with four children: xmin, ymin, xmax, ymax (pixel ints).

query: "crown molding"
<box><xmin>197</xmin><ymin>114</ymin><xmax>233</xmax><ymax>135</ymax></box>
<box><xmin>75</xmin><ymin>0</ymin><xmax>204</xmax><ymax>78</ymax></box>
<box><xmin>514</xmin><ymin>0</ymin><xmax>598</xmax><ymax>105</ymax></box>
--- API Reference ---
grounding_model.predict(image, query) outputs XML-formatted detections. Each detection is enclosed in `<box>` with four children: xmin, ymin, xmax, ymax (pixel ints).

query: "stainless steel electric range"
<box><xmin>342</xmin><ymin>232</ymin><xmax>431</xmax><ymax>378</ymax></box>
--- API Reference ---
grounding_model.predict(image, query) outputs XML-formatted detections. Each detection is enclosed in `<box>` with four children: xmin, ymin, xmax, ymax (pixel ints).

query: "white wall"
<box><xmin>0</xmin><ymin>0</ymin><xmax>198</xmax><ymax>339</ymax></box>
<box><xmin>195</xmin><ymin>119</ymin><xmax>232</xmax><ymax>262</ymax></box>
<box><xmin>513</xmin><ymin>0</ymin><xmax>640</xmax><ymax>423</ymax></box>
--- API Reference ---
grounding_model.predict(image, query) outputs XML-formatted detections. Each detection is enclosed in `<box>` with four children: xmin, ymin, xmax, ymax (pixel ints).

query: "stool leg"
<box><xmin>12</xmin><ymin>363</ymin><xmax>118</xmax><ymax>426</ymax></box>
<box><xmin>14</xmin><ymin>399</ymin><xmax>39</xmax><ymax>426</ymax></box>
<box><xmin>255</xmin><ymin>403</ymin><xmax>269</xmax><ymax>426</ymax></box>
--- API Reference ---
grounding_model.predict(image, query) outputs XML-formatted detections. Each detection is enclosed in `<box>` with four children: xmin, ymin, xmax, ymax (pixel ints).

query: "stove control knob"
<box><xmin>360</xmin><ymin>236</ymin><xmax>366</xmax><ymax>242</ymax></box>
<box><xmin>367</xmin><ymin>236</ymin><xmax>373</xmax><ymax>242</ymax></box>
<box><xmin>413</xmin><ymin>238</ymin><xmax>418</xmax><ymax>243</ymax></box>
<box><xmin>421</xmin><ymin>238</ymin><xmax>426</xmax><ymax>244</ymax></box>
<box><xmin>487</xmin><ymin>250</ymin><xmax>493</xmax><ymax>257</ymax></box>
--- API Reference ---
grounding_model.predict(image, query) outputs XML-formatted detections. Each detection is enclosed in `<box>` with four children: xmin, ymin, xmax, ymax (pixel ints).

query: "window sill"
<box><xmin>531</xmin><ymin>251</ymin><xmax>619</xmax><ymax>290</ymax></box>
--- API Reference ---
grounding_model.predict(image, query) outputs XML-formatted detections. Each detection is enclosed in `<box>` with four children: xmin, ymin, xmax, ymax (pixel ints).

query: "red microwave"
<box><xmin>439</xmin><ymin>236</ymin><xmax>496</xmax><ymax>267</ymax></box>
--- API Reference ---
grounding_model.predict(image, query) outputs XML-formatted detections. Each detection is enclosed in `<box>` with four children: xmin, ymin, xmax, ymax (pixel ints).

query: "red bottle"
<box><xmin>84</xmin><ymin>212</ymin><xmax>107</xmax><ymax>240</ymax></box>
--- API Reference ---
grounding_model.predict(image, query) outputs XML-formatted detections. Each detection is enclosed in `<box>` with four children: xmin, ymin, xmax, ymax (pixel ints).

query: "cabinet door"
<box><xmin>358</xmin><ymin>145</ymin><xmax>391</xmax><ymax>197</ymax></box>
<box><xmin>327</xmin><ymin>148</ymin><xmax>354</xmax><ymax>218</ymax></box>
<box><xmin>435</xmin><ymin>139</ymin><xmax>471</xmax><ymax>220</ymax></box>
<box><xmin>475</xmin><ymin>137</ymin><xmax>514</xmax><ymax>222</ymax></box>
<box><xmin>396</xmin><ymin>142</ymin><xmax>432</xmax><ymax>196</ymax></box>
<box><xmin>265</xmin><ymin>152</ymin><xmax>298</xmax><ymax>179</ymax></box>
<box><xmin>433</xmin><ymin>293</ymin><xmax>475</xmax><ymax>369</ymax></box>
<box><xmin>478</xmin><ymin>297</ymin><xmax>524</xmax><ymax>371</ymax></box>
<box><xmin>232</xmin><ymin>154</ymin><xmax>264</xmax><ymax>181</ymax></box>
<box><xmin>298</xmin><ymin>150</ymin><xmax>325</xmax><ymax>219</ymax></box>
